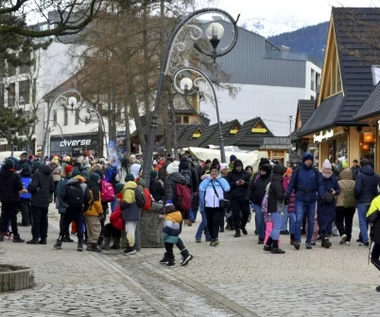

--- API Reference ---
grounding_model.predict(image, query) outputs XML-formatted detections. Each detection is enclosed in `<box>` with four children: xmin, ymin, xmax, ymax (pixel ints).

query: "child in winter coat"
<box><xmin>161</xmin><ymin>201</ymin><xmax>182</xmax><ymax>268</ymax></box>
<box><xmin>84</xmin><ymin>173</ymin><xmax>103</xmax><ymax>252</ymax></box>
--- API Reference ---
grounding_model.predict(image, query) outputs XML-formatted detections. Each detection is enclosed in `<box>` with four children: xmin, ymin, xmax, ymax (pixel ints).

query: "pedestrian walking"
<box><xmin>19</xmin><ymin>165</ymin><xmax>32</xmax><ymax>226</ymax></box>
<box><xmin>27</xmin><ymin>163</ymin><xmax>55</xmax><ymax>245</ymax></box>
<box><xmin>199</xmin><ymin>165</ymin><xmax>230</xmax><ymax>246</ymax></box>
<box><xmin>0</xmin><ymin>159</ymin><xmax>25</xmax><ymax>242</ymax></box>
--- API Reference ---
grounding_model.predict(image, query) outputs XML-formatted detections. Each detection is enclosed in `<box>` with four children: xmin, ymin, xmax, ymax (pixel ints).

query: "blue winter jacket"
<box><xmin>320</xmin><ymin>175</ymin><xmax>340</xmax><ymax>205</ymax></box>
<box><xmin>199</xmin><ymin>176</ymin><xmax>230</xmax><ymax>209</ymax></box>
<box><xmin>354</xmin><ymin>165</ymin><xmax>380</xmax><ymax>204</ymax></box>
<box><xmin>286</xmin><ymin>165</ymin><xmax>324</xmax><ymax>202</ymax></box>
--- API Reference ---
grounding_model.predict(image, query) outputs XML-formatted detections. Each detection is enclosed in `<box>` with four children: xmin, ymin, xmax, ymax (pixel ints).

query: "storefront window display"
<box><xmin>360</xmin><ymin>131</ymin><xmax>375</xmax><ymax>161</ymax></box>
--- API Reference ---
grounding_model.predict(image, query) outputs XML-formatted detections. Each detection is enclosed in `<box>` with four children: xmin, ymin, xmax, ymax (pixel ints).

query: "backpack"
<box><xmin>142</xmin><ymin>188</ymin><xmax>153</xmax><ymax>211</ymax></box>
<box><xmin>175</xmin><ymin>183</ymin><xmax>192</xmax><ymax>211</ymax></box>
<box><xmin>66</xmin><ymin>183</ymin><xmax>84</xmax><ymax>208</ymax></box>
<box><xmin>341</xmin><ymin>183</ymin><xmax>356</xmax><ymax>208</ymax></box>
<box><xmin>101</xmin><ymin>179</ymin><xmax>115</xmax><ymax>202</ymax></box>
<box><xmin>135</xmin><ymin>187</ymin><xmax>146</xmax><ymax>208</ymax></box>
<box><xmin>180</xmin><ymin>169</ymin><xmax>192</xmax><ymax>187</ymax></box>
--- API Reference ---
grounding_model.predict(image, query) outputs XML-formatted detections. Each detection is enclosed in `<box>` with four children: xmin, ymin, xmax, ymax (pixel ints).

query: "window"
<box><xmin>372</xmin><ymin>66</ymin><xmax>380</xmax><ymax>85</ymax></box>
<box><xmin>53</xmin><ymin>110</ymin><xmax>57</xmax><ymax>127</ymax></box>
<box><xmin>316</xmin><ymin>73</ymin><xmax>321</xmax><ymax>92</ymax></box>
<box><xmin>311</xmin><ymin>95</ymin><xmax>315</xmax><ymax>100</ymax></box>
<box><xmin>64</xmin><ymin>108</ymin><xmax>68</xmax><ymax>126</ymax></box>
<box><xmin>311</xmin><ymin>69</ymin><xmax>315</xmax><ymax>91</ymax></box>
<box><xmin>7</xmin><ymin>83</ymin><xmax>15</xmax><ymax>107</ymax></box>
<box><xmin>183</xmin><ymin>116</ymin><xmax>189</xmax><ymax>124</ymax></box>
<box><xmin>19</xmin><ymin>65</ymin><xmax>30</xmax><ymax>74</ymax></box>
<box><xmin>176</xmin><ymin>116</ymin><xmax>181</xmax><ymax>124</ymax></box>
<box><xmin>0</xmin><ymin>82</ymin><xmax>4</xmax><ymax>107</ymax></box>
<box><xmin>75</xmin><ymin>109</ymin><xmax>79</xmax><ymax>125</ymax></box>
<box><xmin>19</xmin><ymin>80</ymin><xmax>30</xmax><ymax>105</ymax></box>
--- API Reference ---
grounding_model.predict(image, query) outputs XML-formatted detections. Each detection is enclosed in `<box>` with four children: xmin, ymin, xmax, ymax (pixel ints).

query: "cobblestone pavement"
<box><xmin>0</xmin><ymin>206</ymin><xmax>379</xmax><ymax>317</ymax></box>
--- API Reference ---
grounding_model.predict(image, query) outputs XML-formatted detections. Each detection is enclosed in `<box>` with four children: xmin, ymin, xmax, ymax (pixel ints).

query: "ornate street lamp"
<box><xmin>172</xmin><ymin>66</ymin><xmax>227</xmax><ymax>163</ymax></box>
<box><xmin>142</xmin><ymin>8</ymin><xmax>239</xmax><ymax>186</ymax></box>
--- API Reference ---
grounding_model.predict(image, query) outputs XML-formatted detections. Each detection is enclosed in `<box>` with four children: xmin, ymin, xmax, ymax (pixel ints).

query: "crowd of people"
<box><xmin>1</xmin><ymin>150</ymin><xmax>380</xmax><ymax>286</ymax></box>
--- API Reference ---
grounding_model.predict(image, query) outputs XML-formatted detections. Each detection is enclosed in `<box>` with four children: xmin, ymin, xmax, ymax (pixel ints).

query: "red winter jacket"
<box><xmin>110</xmin><ymin>204</ymin><xmax>125</xmax><ymax>231</ymax></box>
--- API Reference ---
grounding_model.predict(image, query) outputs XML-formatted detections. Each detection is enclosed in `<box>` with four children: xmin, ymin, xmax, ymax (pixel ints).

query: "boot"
<box><xmin>101</xmin><ymin>237</ymin><xmax>111</xmax><ymax>250</ymax></box>
<box><xmin>88</xmin><ymin>243</ymin><xmax>101</xmax><ymax>253</ymax></box>
<box><xmin>77</xmin><ymin>242</ymin><xmax>83</xmax><ymax>252</ymax></box>
<box><xmin>321</xmin><ymin>237</ymin><xmax>332</xmax><ymax>249</ymax></box>
<box><xmin>166</xmin><ymin>253</ymin><xmax>175</xmax><ymax>268</ymax></box>
<box><xmin>54</xmin><ymin>239</ymin><xmax>62</xmax><ymax>250</ymax></box>
<box><xmin>159</xmin><ymin>252</ymin><xmax>169</xmax><ymax>265</ymax></box>
<box><xmin>180</xmin><ymin>249</ymin><xmax>193</xmax><ymax>266</ymax></box>
<box><xmin>234</xmin><ymin>229</ymin><xmax>241</xmax><ymax>238</ymax></box>
<box><xmin>271</xmin><ymin>240</ymin><xmax>285</xmax><ymax>254</ymax></box>
<box><xmin>110</xmin><ymin>237</ymin><xmax>120</xmax><ymax>250</ymax></box>
<box><xmin>0</xmin><ymin>233</ymin><xmax>4</xmax><ymax>242</ymax></box>
<box><xmin>97</xmin><ymin>235</ymin><xmax>104</xmax><ymax>246</ymax></box>
<box><xmin>123</xmin><ymin>245</ymin><xmax>136</xmax><ymax>256</ymax></box>
<box><xmin>263</xmin><ymin>237</ymin><xmax>273</xmax><ymax>252</ymax></box>
<box><xmin>14</xmin><ymin>235</ymin><xmax>25</xmax><ymax>243</ymax></box>
<box><xmin>39</xmin><ymin>238</ymin><xmax>47</xmax><ymax>245</ymax></box>
<box><xmin>62</xmin><ymin>233</ymin><xmax>74</xmax><ymax>243</ymax></box>
<box><xmin>290</xmin><ymin>234</ymin><xmax>295</xmax><ymax>245</ymax></box>
<box><xmin>26</xmin><ymin>238</ymin><xmax>38</xmax><ymax>244</ymax></box>
<box><xmin>241</xmin><ymin>227</ymin><xmax>248</xmax><ymax>235</ymax></box>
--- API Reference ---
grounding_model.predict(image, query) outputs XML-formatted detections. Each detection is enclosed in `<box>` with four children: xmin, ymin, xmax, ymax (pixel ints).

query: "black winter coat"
<box><xmin>226</xmin><ymin>160</ymin><xmax>250</xmax><ymax>199</ymax></box>
<box><xmin>164</xmin><ymin>172</ymin><xmax>186</xmax><ymax>208</ymax></box>
<box><xmin>150</xmin><ymin>179</ymin><xmax>164</xmax><ymax>202</ymax></box>
<box><xmin>246</xmin><ymin>171</ymin><xmax>272</xmax><ymax>205</ymax></box>
<box><xmin>354</xmin><ymin>165</ymin><xmax>380</xmax><ymax>203</ymax></box>
<box><xmin>28</xmin><ymin>165</ymin><xmax>55</xmax><ymax>208</ymax></box>
<box><xmin>268</xmin><ymin>166</ymin><xmax>287</xmax><ymax>213</ymax></box>
<box><xmin>0</xmin><ymin>167</ymin><xmax>23</xmax><ymax>203</ymax></box>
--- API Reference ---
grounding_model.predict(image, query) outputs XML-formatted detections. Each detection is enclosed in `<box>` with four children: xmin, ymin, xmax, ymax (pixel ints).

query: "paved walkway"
<box><xmin>0</xmin><ymin>206</ymin><xmax>379</xmax><ymax>317</ymax></box>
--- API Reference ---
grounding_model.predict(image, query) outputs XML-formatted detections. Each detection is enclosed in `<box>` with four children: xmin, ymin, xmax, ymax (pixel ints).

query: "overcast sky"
<box><xmin>216</xmin><ymin>0</ymin><xmax>379</xmax><ymax>27</ymax></box>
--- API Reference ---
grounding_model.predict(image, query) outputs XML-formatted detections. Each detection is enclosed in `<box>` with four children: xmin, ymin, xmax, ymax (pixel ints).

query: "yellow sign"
<box><xmin>251</xmin><ymin>128</ymin><xmax>267</xmax><ymax>133</ymax></box>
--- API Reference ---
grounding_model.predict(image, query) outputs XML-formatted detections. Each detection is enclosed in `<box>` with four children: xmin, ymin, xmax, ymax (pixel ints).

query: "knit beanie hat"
<box><xmin>5</xmin><ymin>158</ymin><xmax>15</xmax><ymax>168</ymax></box>
<box><xmin>22</xmin><ymin>164</ymin><xmax>31</xmax><ymax>172</ymax></box>
<box><xmin>89</xmin><ymin>173</ymin><xmax>100</xmax><ymax>183</ymax></box>
<box><xmin>164</xmin><ymin>200</ymin><xmax>176</xmax><ymax>214</ymax></box>
<box><xmin>220</xmin><ymin>163</ymin><xmax>228</xmax><ymax>171</ymax></box>
<box><xmin>303</xmin><ymin>152</ymin><xmax>313</xmax><ymax>163</ymax></box>
<box><xmin>230</xmin><ymin>154</ymin><xmax>237</xmax><ymax>163</ymax></box>
<box><xmin>322</xmin><ymin>159</ymin><xmax>332</xmax><ymax>170</ymax></box>
<box><xmin>115</xmin><ymin>183</ymin><xmax>124</xmax><ymax>194</ymax></box>
<box><xmin>81</xmin><ymin>170</ymin><xmax>89</xmax><ymax>178</ymax></box>
<box><xmin>150</xmin><ymin>170</ymin><xmax>158</xmax><ymax>180</ymax></box>
<box><xmin>72</xmin><ymin>169</ymin><xmax>81</xmax><ymax>177</ymax></box>
<box><xmin>166</xmin><ymin>161</ymin><xmax>180</xmax><ymax>175</ymax></box>
<box><xmin>32</xmin><ymin>161</ymin><xmax>43</xmax><ymax>170</ymax></box>
<box><xmin>125</xmin><ymin>173</ymin><xmax>135</xmax><ymax>182</ymax></box>
<box><xmin>64</xmin><ymin>165</ymin><xmax>74</xmax><ymax>174</ymax></box>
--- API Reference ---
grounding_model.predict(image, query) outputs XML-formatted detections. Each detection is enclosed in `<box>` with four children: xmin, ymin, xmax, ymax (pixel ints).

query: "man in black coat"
<box><xmin>0</xmin><ymin>159</ymin><xmax>24</xmax><ymax>242</ymax></box>
<box><xmin>227</xmin><ymin>159</ymin><xmax>251</xmax><ymax>238</ymax></box>
<box><xmin>27</xmin><ymin>164</ymin><xmax>55</xmax><ymax>244</ymax></box>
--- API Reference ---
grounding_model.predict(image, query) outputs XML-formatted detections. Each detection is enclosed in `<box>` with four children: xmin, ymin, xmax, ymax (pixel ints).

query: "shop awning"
<box><xmin>297</xmin><ymin>93</ymin><xmax>344</xmax><ymax>137</ymax></box>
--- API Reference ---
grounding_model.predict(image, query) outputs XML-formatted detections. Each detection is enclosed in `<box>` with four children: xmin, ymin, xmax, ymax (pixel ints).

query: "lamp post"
<box><xmin>141</xmin><ymin>8</ymin><xmax>240</xmax><ymax>186</ymax></box>
<box><xmin>172</xmin><ymin>66</ymin><xmax>226</xmax><ymax>163</ymax></box>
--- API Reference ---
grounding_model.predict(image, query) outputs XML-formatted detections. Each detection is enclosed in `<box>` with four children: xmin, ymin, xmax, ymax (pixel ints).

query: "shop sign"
<box><xmin>313</xmin><ymin>129</ymin><xmax>334</xmax><ymax>143</ymax></box>
<box><xmin>60</xmin><ymin>139</ymin><xmax>92</xmax><ymax>147</ymax></box>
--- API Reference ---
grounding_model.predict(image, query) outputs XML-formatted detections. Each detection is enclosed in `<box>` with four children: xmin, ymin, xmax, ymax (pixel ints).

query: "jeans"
<box><xmin>270</xmin><ymin>212</ymin><xmax>282</xmax><ymax>240</ymax></box>
<box><xmin>253</xmin><ymin>204</ymin><xmax>265</xmax><ymax>240</ymax></box>
<box><xmin>281</xmin><ymin>205</ymin><xmax>289</xmax><ymax>231</ymax></box>
<box><xmin>289</xmin><ymin>213</ymin><xmax>296</xmax><ymax>235</ymax></box>
<box><xmin>357</xmin><ymin>203</ymin><xmax>370</xmax><ymax>243</ymax></box>
<box><xmin>295</xmin><ymin>200</ymin><xmax>316</xmax><ymax>243</ymax></box>
<box><xmin>195</xmin><ymin>207</ymin><xmax>211</xmax><ymax>240</ymax></box>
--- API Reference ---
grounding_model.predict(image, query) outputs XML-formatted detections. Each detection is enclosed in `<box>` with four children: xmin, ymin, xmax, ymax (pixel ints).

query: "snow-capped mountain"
<box><xmin>239</xmin><ymin>17</ymin><xmax>310</xmax><ymax>38</ymax></box>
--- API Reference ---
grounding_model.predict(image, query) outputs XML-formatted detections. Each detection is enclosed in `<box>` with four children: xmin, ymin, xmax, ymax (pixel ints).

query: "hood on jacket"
<box><xmin>167</xmin><ymin>171</ymin><xmax>186</xmax><ymax>185</ymax></box>
<box><xmin>40</xmin><ymin>164</ymin><xmax>52</xmax><ymax>175</ymax></box>
<box><xmin>87</xmin><ymin>179</ymin><xmax>100</xmax><ymax>200</ymax></box>
<box><xmin>232</xmin><ymin>160</ymin><xmax>244</xmax><ymax>173</ymax></box>
<box><xmin>136</xmin><ymin>177</ymin><xmax>146</xmax><ymax>188</ymax></box>
<box><xmin>67</xmin><ymin>177</ymin><xmax>81</xmax><ymax>185</ymax></box>
<box><xmin>340</xmin><ymin>168</ymin><xmax>353</xmax><ymax>180</ymax></box>
<box><xmin>179</xmin><ymin>156</ymin><xmax>190</xmax><ymax>170</ymax></box>
<box><xmin>0</xmin><ymin>167</ymin><xmax>15</xmax><ymax>178</ymax></box>
<box><xmin>123</xmin><ymin>181</ymin><xmax>137</xmax><ymax>190</ymax></box>
<box><xmin>273</xmin><ymin>164</ymin><xmax>286</xmax><ymax>176</ymax></box>
<box><xmin>360</xmin><ymin>164</ymin><xmax>375</xmax><ymax>176</ymax></box>
<box><xmin>260</xmin><ymin>164</ymin><xmax>272</xmax><ymax>177</ymax></box>
<box><xmin>165</xmin><ymin>211</ymin><xmax>182</xmax><ymax>223</ymax></box>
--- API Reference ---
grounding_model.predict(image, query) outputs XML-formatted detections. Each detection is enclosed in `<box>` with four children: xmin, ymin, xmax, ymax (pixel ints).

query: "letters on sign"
<box><xmin>59</xmin><ymin>139</ymin><xmax>92</xmax><ymax>147</ymax></box>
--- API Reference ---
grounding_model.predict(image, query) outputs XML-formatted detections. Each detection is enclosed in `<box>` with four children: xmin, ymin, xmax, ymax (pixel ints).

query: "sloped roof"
<box><xmin>260</xmin><ymin>137</ymin><xmax>290</xmax><ymax>150</ymax></box>
<box><xmin>190</xmin><ymin>122</ymin><xmax>220</xmax><ymax>147</ymax></box>
<box><xmin>332</xmin><ymin>7</ymin><xmax>380</xmax><ymax>123</ymax></box>
<box><xmin>298</xmin><ymin>93</ymin><xmax>344</xmax><ymax>136</ymax></box>
<box><xmin>225</xmin><ymin>117</ymin><xmax>274</xmax><ymax>150</ymax></box>
<box><xmin>298</xmin><ymin>100</ymin><xmax>316</xmax><ymax>126</ymax></box>
<box><xmin>353</xmin><ymin>82</ymin><xmax>380</xmax><ymax>120</ymax></box>
<box><xmin>205</xmin><ymin>120</ymin><xmax>241</xmax><ymax>146</ymax></box>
